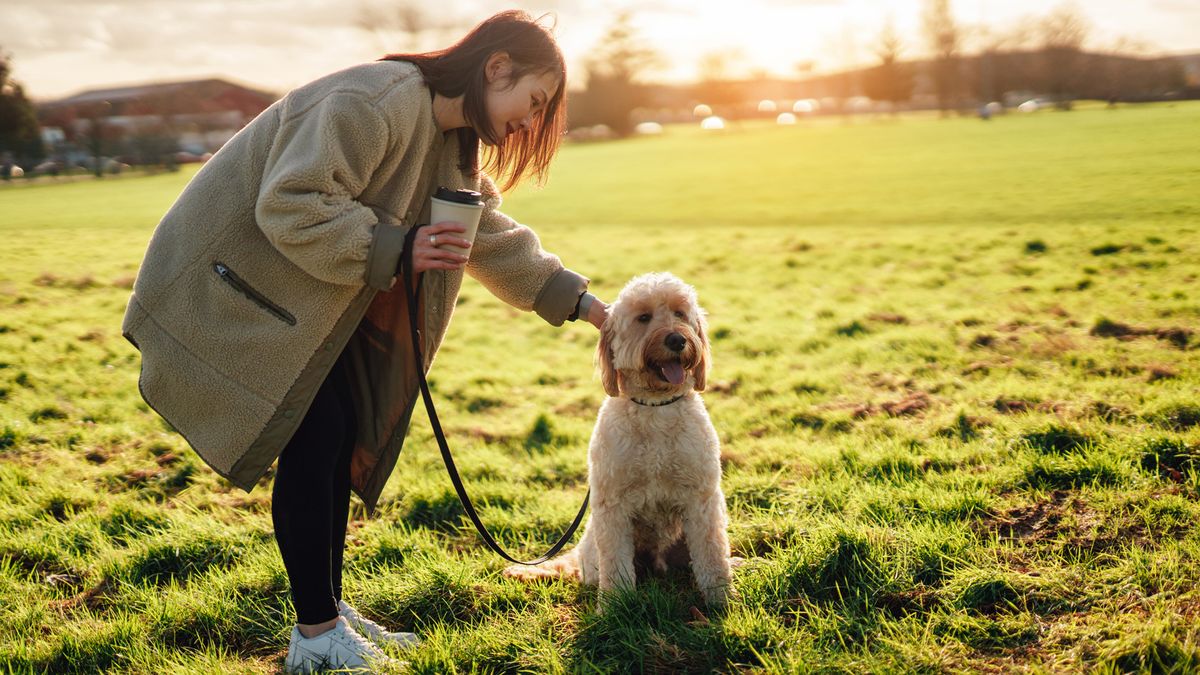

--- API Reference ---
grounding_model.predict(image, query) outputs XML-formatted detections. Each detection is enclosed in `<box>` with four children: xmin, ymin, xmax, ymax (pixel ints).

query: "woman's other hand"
<box><xmin>587</xmin><ymin>298</ymin><xmax>607</xmax><ymax>331</ymax></box>
<box><xmin>411</xmin><ymin>222</ymin><xmax>471</xmax><ymax>274</ymax></box>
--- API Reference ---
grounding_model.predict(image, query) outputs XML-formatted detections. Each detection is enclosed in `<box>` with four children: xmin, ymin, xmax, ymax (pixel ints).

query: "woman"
<box><xmin>122</xmin><ymin>11</ymin><xmax>604</xmax><ymax>672</ymax></box>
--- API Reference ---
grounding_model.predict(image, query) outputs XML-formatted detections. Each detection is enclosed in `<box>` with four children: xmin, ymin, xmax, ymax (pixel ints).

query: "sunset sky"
<box><xmin>4</xmin><ymin>0</ymin><xmax>1199</xmax><ymax>101</ymax></box>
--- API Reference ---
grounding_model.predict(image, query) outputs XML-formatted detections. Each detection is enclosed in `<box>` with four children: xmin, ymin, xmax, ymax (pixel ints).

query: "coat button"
<box><xmin>325</xmin><ymin>342</ymin><xmax>333</xmax><ymax>351</ymax></box>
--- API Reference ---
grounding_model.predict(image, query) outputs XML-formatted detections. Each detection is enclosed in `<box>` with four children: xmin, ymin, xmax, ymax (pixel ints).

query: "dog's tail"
<box><xmin>502</xmin><ymin>548</ymin><xmax>580</xmax><ymax>582</ymax></box>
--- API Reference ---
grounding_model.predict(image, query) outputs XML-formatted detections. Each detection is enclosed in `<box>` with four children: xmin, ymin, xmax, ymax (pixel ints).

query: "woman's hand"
<box><xmin>587</xmin><ymin>298</ymin><xmax>608</xmax><ymax>330</ymax></box>
<box><xmin>410</xmin><ymin>222</ymin><xmax>471</xmax><ymax>274</ymax></box>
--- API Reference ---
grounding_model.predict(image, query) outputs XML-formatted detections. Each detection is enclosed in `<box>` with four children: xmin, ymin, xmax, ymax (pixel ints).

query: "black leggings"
<box><xmin>271</xmin><ymin>352</ymin><xmax>357</xmax><ymax>625</ymax></box>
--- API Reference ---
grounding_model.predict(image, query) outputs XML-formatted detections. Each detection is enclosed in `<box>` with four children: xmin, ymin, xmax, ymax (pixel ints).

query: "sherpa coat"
<box><xmin>122</xmin><ymin>61</ymin><xmax>588</xmax><ymax>511</ymax></box>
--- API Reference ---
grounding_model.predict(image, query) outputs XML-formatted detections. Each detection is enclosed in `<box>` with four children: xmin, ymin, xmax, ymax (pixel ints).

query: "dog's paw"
<box><xmin>502</xmin><ymin>564</ymin><xmax>553</xmax><ymax>581</ymax></box>
<box><xmin>701</xmin><ymin>583</ymin><xmax>736</xmax><ymax>609</ymax></box>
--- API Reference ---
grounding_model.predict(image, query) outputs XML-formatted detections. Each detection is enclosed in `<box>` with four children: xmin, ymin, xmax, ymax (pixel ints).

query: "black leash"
<box><xmin>400</xmin><ymin>228</ymin><xmax>589</xmax><ymax>565</ymax></box>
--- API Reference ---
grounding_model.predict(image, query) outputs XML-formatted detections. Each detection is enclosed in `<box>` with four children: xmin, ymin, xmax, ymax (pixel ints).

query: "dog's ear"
<box><xmin>596</xmin><ymin>312</ymin><xmax>620</xmax><ymax>397</ymax></box>
<box><xmin>693</xmin><ymin>310</ymin><xmax>711</xmax><ymax>392</ymax></box>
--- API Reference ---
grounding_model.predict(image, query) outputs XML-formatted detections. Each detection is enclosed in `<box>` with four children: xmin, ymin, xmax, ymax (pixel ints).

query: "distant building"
<box><xmin>38</xmin><ymin>79</ymin><xmax>279</xmax><ymax>162</ymax></box>
<box><xmin>1177</xmin><ymin>53</ymin><xmax>1200</xmax><ymax>88</ymax></box>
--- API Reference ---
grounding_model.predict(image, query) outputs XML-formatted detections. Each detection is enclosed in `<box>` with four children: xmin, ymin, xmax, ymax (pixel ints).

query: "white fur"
<box><xmin>505</xmin><ymin>273</ymin><xmax>733</xmax><ymax>607</ymax></box>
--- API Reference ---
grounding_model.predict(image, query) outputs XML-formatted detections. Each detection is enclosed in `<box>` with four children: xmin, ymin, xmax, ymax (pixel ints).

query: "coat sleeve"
<box><xmin>255</xmin><ymin>91</ymin><xmax>409</xmax><ymax>290</ymax></box>
<box><xmin>465</xmin><ymin>174</ymin><xmax>589</xmax><ymax>326</ymax></box>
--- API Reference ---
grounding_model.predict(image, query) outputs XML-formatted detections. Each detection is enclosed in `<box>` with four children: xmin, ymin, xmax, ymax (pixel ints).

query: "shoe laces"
<box><xmin>345</xmin><ymin>606</ymin><xmax>388</xmax><ymax>636</ymax></box>
<box><xmin>334</xmin><ymin>622</ymin><xmax>383</xmax><ymax>656</ymax></box>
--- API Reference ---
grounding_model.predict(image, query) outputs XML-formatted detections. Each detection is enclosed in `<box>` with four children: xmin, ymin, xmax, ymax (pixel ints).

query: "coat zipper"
<box><xmin>213</xmin><ymin>262</ymin><xmax>297</xmax><ymax>326</ymax></box>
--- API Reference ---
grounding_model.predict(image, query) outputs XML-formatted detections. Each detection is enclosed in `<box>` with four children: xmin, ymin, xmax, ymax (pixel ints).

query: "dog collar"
<box><xmin>630</xmin><ymin>394</ymin><xmax>686</xmax><ymax>407</ymax></box>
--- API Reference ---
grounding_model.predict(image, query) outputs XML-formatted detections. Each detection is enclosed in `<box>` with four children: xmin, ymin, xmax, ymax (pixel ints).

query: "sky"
<box><xmin>4</xmin><ymin>0</ymin><xmax>1199</xmax><ymax>101</ymax></box>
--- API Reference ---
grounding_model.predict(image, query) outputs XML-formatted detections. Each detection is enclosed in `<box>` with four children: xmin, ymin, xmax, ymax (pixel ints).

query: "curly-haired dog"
<box><xmin>505</xmin><ymin>272</ymin><xmax>733</xmax><ymax>607</ymax></box>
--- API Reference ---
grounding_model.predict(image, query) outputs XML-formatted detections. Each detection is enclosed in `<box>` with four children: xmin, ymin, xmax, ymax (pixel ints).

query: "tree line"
<box><xmin>1</xmin><ymin>0</ymin><xmax>1194</xmax><ymax>174</ymax></box>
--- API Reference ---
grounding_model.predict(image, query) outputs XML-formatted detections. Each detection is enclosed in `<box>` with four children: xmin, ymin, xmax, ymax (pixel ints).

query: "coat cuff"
<box><xmin>365</xmin><ymin>221</ymin><xmax>410</xmax><ymax>291</ymax></box>
<box><xmin>534</xmin><ymin>268</ymin><xmax>590</xmax><ymax>327</ymax></box>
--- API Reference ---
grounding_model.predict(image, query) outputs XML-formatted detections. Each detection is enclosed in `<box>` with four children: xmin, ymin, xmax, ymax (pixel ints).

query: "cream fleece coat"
<box><xmin>122</xmin><ymin>61</ymin><xmax>588</xmax><ymax>510</ymax></box>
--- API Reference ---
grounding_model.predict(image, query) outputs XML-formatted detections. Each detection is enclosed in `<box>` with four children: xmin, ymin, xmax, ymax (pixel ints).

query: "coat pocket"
<box><xmin>213</xmin><ymin>262</ymin><xmax>297</xmax><ymax>326</ymax></box>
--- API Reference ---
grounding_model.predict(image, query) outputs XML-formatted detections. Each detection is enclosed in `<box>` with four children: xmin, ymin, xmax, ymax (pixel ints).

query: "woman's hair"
<box><xmin>381</xmin><ymin>10</ymin><xmax>566</xmax><ymax>193</ymax></box>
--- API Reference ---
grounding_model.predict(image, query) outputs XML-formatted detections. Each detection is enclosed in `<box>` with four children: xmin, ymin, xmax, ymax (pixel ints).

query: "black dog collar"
<box><xmin>630</xmin><ymin>394</ymin><xmax>686</xmax><ymax>407</ymax></box>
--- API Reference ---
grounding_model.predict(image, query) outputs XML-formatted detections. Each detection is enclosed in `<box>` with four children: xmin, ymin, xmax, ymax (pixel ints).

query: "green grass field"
<box><xmin>1</xmin><ymin>102</ymin><xmax>1199</xmax><ymax>673</ymax></box>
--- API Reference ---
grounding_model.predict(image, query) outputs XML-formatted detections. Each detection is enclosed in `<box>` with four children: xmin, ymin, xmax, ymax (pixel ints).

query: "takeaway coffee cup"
<box><xmin>430</xmin><ymin>187</ymin><xmax>485</xmax><ymax>256</ymax></box>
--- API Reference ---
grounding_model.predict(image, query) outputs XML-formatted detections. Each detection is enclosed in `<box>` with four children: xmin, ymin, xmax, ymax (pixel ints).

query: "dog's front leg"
<box><xmin>593</xmin><ymin>506</ymin><xmax>636</xmax><ymax>605</ymax></box>
<box><xmin>683</xmin><ymin>493</ymin><xmax>734</xmax><ymax>607</ymax></box>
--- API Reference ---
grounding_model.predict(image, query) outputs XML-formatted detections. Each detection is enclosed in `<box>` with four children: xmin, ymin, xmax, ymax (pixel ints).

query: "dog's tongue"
<box><xmin>661</xmin><ymin>362</ymin><xmax>686</xmax><ymax>385</ymax></box>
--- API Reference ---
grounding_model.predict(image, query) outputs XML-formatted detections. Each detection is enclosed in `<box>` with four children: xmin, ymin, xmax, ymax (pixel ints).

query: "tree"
<box><xmin>356</xmin><ymin>1</ymin><xmax>467</xmax><ymax>53</ymax></box>
<box><xmin>575</xmin><ymin>12</ymin><xmax>661</xmax><ymax>135</ymax></box>
<box><xmin>862</xmin><ymin>20</ymin><xmax>914</xmax><ymax>111</ymax></box>
<box><xmin>969</xmin><ymin>18</ymin><xmax>1037</xmax><ymax>104</ymax></box>
<box><xmin>692</xmin><ymin>50</ymin><xmax>743</xmax><ymax>111</ymax></box>
<box><xmin>0</xmin><ymin>48</ymin><xmax>41</xmax><ymax>163</ymax></box>
<box><xmin>1037</xmin><ymin>3</ymin><xmax>1089</xmax><ymax>109</ymax></box>
<box><xmin>922</xmin><ymin>0</ymin><xmax>962</xmax><ymax>115</ymax></box>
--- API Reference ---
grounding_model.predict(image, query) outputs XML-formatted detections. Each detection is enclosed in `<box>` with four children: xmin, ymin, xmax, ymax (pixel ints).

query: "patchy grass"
<box><xmin>1</xmin><ymin>102</ymin><xmax>1199</xmax><ymax>672</ymax></box>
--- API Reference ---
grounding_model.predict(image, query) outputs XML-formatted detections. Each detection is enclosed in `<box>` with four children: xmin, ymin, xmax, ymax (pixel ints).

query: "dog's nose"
<box><xmin>665</xmin><ymin>332</ymin><xmax>686</xmax><ymax>353</ymax></box>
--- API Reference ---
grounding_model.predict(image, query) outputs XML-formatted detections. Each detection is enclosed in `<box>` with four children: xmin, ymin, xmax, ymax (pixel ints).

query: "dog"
<box><xmin>504</xmin><ymin>272</ymin><xmax>733</xmax><ymax>608</ymax></box>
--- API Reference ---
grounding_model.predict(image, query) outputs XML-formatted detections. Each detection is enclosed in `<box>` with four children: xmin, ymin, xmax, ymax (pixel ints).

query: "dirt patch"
<box><xmin>48</xmin><ymin>578</ymin><xmax>117</xmax><ymax>614</ymax></box>
<box><xmin>881</xmin><ymin>392</ymin><xmax>933</xmax><ymax>416</ymax></box>
<box><xmin>993</xmin><ymin>398</ymin><xmax>1065</xmax><ymax>415</ymax></box>
<box><xmin>868</xmin><ymin>312</ymin><xmax>909</xmax><ymax>324</ymax></box>
<box><xmin>1085</xmin><ymin>401</ymin><xmax>1134</xmax><ymax>423</ymax></box>
<box><xmin>983</xmin><ymin>491</ymin><xmax>1079</xmax><ymax>543</ymax></box>
<box><xmin>878</xmin><ymin>586</ymin><xmax>938</xmax><ymax>617</ymax></box>
<box><xmin>719</xmin><ymin>449</ymin><xmax>746</xmax><ymax>470</ymax></box>
<box><xmin>977</xmin><ymin>490</ymin><xmax>1189</xmax><ymax>556</ymax></box>
<box><xmin>1029</xmin><ymin>334</ymin><xmax>1078</xmax><ymax>358</ymax></box>
<box><xmin>848</xmin><ymin>392</ymin><xmax>934</xmax><ymax>419</ymax></box>
<box><xmin>463</xmin><ymin>426</ymin><xmax>516</xmax><ymax>444</ymax></box>
<box><xmin>32</xmin><ymin>273</ymin><xmax>99</xmax><ymax>290</ymax></box>
<box><xmin>1089</xmin><ymin>319</ymin><xmax>1192</xmax><ymax>349</ymax></box>
<box><xmin>707</xmin><ymin>379</ymin><xmax>740</xmax><ymax>394</ymax></box>
<box><xmin>1146</xmin><ymin>365</ymin><xmax>1178</xmax><ymax>382</ymax></box>
<box><xmin>867</xmin><ymin>371</ymin><xmax>915</xmax><ymax>390</ymax></box>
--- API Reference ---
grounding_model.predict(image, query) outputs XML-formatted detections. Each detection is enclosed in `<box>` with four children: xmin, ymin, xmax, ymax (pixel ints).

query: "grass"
<box><xmin>1</xmin><ymin>101</ymin><xmax>1199</xmax><ymax>672</ymax></box>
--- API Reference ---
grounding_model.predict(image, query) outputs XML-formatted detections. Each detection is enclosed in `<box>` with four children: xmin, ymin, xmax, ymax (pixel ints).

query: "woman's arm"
<box><xmin>586</xmin><ymin>297</ymin><xmax>608</xmax><ymax>330</ymax></box>
<box><xmin>255</xmin><ymin>91</ymin><xmax>409</xmax><ymax>290</ymax></box>
<box><xmin>465</xmin><ymin>174</ymin><xmax>590</xmax><ymax>326</ymax></box>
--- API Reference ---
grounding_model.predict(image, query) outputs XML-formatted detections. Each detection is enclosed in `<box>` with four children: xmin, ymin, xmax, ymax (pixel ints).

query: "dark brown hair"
<box><xmin>381</xmin><ymin>10</ymin><xmax>567</xmax><ymax>193</ymax></box>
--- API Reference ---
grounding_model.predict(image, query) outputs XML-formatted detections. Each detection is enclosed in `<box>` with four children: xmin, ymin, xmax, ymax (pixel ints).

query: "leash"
<box><xmin>400</xmin><ymin>228</ymin><xmax>589</xmax><ymax>565</ymax></box>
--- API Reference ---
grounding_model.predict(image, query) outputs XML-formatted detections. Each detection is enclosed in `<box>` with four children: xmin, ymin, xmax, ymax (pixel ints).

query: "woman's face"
<box><xmin>482</xmin><ymin>55</ymin><xmax>560</xmax><ymax>145</ymax></box>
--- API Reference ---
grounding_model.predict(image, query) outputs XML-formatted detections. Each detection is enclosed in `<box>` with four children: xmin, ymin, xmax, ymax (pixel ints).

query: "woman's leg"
<box><xmin>329</xmin><ymin>362</ymin><xmax>357</xmax><ymax>605</ymax></box>
<box><xmin>272</xmin><ymin>362</ymin><xmax>353</xmax><ymax>627</ymax></box>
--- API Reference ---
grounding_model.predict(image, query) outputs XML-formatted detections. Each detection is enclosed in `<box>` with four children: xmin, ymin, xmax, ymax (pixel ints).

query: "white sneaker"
<box><xmin>338</xmin><ymin>599</ymin><xmax>421</xmax><ymax>650</ymax></box>
<box><xmin>285</xmin><ymin>615</ymin><xmax>397</xmax><ymax>673</ymax></box>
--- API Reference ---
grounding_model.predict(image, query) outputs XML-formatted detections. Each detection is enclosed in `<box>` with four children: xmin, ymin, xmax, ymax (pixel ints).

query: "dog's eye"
<box><xmin>674</xmin><ymin>310</ymin><xmax>686</xmax><ymax>319</ymax></box>
<box><xmin>637</xmin><ymin>313</ymin><xmax>651</xmax><ymax>323</ymax></box>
